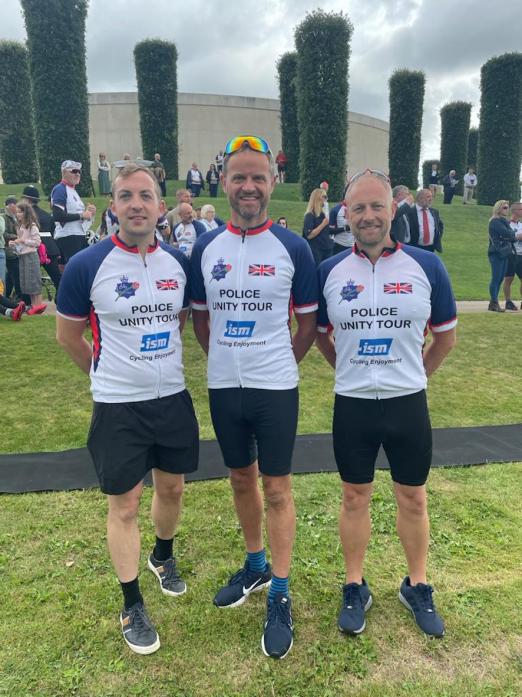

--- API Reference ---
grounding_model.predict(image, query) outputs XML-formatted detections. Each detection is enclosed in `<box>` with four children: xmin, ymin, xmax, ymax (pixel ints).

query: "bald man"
<box><xmin>172</xmin><ymin>203</ymin><xmax>206</xmax><ymax>257</ymax></box>
<box><xmin>317</xmin><ymin>169</ymin><xmax>457</xmax><ymax>639</ymax></box>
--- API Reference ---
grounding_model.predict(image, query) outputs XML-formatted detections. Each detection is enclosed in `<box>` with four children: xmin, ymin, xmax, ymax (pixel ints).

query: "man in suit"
<box><xmin>406</xmin><ymin>189</ymin><xmax>444</xmax><ymax>253</ymax></box>
<box><xmin>442</xmin><ymin>170</ymin><xmax>458</xmax><ymax>204</ymax></box>
<box><xmin>390</xmin><ymin>185</ymin><xmax>413</xmax><ymax>243</ymax></box>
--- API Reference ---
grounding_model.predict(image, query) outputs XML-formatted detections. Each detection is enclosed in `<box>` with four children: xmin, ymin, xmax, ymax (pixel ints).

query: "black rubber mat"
<box><xmin>0</xmin><ymin>424</ymin><xmax>521</xmax><ymax>494</ymax></box>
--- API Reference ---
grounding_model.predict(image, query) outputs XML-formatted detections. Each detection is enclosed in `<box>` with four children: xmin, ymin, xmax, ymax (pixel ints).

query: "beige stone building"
<box><xmin>88</xmin><ymin>91</ymin><xmax>389</xmax><ymax>186</ymax></box>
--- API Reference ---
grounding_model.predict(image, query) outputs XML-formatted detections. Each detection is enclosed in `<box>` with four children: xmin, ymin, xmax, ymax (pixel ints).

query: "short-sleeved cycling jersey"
<box><xmin>190</xmin><ymin>220</ymin><xmax>318</xmax><ymax>390</ymax></box>
<box><xmin>318</xmin><ymin>243</ymin><xmax>457</xmax><ymax>399</ymax></box>
<box><xmin>56</xmin><ymin>234</ymin><xmax>190</xmax><ymax>403</ymax></box>
<box><xmin>51</xmin><ymin>182</ymin><xmax>86</xmax><ymax>238</ymax></box>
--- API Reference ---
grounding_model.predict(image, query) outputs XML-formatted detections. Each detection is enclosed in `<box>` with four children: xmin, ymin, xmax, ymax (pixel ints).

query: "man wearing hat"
<box><xmin>21</xmin><ymin>186</ymin><xmax>61</xmax><ymax>294</ymax></box>
<box><xmin>51</xmin><ymin>160</ymin><xmax>96</xmax><ymax>264</ymax></box>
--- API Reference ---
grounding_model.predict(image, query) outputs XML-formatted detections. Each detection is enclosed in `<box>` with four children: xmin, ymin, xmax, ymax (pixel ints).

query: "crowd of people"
<box><xmin>50</xmin><ymin>135</ymin><xmax>463</xmax><ymax>662</ymax></box>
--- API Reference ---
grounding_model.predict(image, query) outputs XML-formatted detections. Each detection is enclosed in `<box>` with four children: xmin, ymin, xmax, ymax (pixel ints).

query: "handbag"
<box><xmin>489</xmin><ymin>235</ymin><xmax>513</xmax><ymax>259</ymax></box>
<box><xmin>37</xmin><ymin>242</ymin><xmax>50</xmax><ymax>265</ymax></box>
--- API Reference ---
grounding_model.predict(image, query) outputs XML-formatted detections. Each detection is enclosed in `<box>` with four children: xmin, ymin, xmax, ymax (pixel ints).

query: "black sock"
<box><xmin>153</xmin><ymin>536</ymin><xmax>173</xmax><ymax>562</ymax></box>
<box><xmin>120</xmin><ymin>577</ymin><xmax>143</xmax><ymax>610</ymax></box>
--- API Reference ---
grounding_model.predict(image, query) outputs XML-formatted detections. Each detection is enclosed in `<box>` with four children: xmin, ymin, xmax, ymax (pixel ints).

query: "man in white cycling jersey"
<box><xmin>316</xmin><ymin>169</ymin><xmax>456</xmax><ymax>639</ymax></box>
<box><xmin>56</xmin><ymin>164</ymin><xmax>198</xmax><ymax>656</ymax></box>
<box><xmin>190</xmin><ymin>135</ymin><xmax>318</xmax><ymax>659</ymax></box>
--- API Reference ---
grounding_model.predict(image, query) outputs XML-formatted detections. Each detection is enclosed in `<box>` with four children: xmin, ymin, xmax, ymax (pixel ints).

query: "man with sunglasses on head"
<box><xmin>316</xmin><ymin>169</ymin><xmax>457</xmax><ymax>639</ymax></box>
<box><xmin>51</xmin><ymin>160</ymin><xmax>96</xmax><ymax>264</ymax></box>
<box><xmin>190</xmin><ymin>135</ymin><xmax>318</xmax><ymax>659</ymax></box>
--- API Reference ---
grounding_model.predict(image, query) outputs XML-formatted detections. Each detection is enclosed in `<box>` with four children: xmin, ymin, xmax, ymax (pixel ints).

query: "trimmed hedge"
<box><xmin>295</xmin><ymin>10</ymin><xmax>352</xmax><ymax>202</ymax></box>
<box><xmin>388</xmin><ymin>69</ymin><xmax>425</xmax><ymax>189</ymax></box>
<box><xmin>134</xmin><ymin>40</ymin><xmax>178</xmax><ymax>180</ymax></box>
<box><xmin>0</xmin><ymin>41</ymin><xmax>38</xmax><ymax>183</ymax></box>
<box><xmin>277</xmin><ymin>52</ymin><xmax>300</xmax><ymax>183</ymax></box>
<box><xmin>422</xmin><ymin>159</ymin><xmax>440</xmax><ymax>188</ymax></box>
<box><xmin>467</xmin><ymin>127</ymin><xmax>478</xmax><ymax>169</ymax></box>
<box><xmin>477</xmin><ymin>53</ymin><xmax>522</xmax><ymax>205</ymax></box>
<box><xmin>21</xmin><ymin>0</ymin><xmax>92</xmax><ymax>196</ymax></box>
<box><xmin>440</xmin><ymin>101</ymin><xmax>472</xmax><ymax>196</ymax></box>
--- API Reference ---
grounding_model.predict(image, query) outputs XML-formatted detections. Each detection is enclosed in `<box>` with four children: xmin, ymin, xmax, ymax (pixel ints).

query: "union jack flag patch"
<box><xmin>156</xmin><ymin>279</ymin><xmax>179</xmax><ymax>290</ymax></box>
<box><xmin>248</xmin><ymin>264</ymin><xmax>276</xmax><ymax>276</ymax></box>
<box><xmin>383</xmin><ymin>282</ymin><xmax>413</xmax><ymax>294</ymax></box>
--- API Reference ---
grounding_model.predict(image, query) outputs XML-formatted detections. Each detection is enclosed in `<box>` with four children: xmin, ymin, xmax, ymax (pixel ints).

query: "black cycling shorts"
<box><xmin>56</xmin><ymin>235</ymin><xmax>88</xmax><ymax>264</ymax></box>
<box><xmin>208</xmin><ymin>387</ymin><xmax>298</xmax><ymax>476</ymax></box>
<box><xmin>87</xmin><ymin>390</ymin><xmax>199</xmax><ymax>495</ymax></box>
<box><xmin>333</xmin><ymin>390</ymin><xmax>432</xmax><ymax>486</ymax></box>
<box><xmin>505</xmin><ymin>254</ymin><xmax>522</xmax><ymax>279</ymax></box>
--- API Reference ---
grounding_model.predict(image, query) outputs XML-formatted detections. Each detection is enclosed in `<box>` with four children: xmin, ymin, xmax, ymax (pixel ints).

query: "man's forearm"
<box><xmin>58</xmin><ymin>337</ymin><xmax>92</xmax><ymax>374</ymax></box>
<box><xmin>292</xmin><ymin>325</ymin><xmax>316</xmax><ymax>363</ymax></box>
<box><xmin>423</xmin><ymin>330</ymin><xmax>456</xmax><ymax>377</ymax></box>
<box><xmin>315</xmin><ymin>332</ymin><xmax>336</xmax><ymax>369</ymax></box>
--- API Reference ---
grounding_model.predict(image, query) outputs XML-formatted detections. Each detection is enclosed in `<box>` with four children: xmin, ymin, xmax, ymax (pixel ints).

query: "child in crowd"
<box><xmin>0</xmin><ymin>293</ymin><xmax>25</xmax><ymax>320</ymax></box>
<box><xmin>10</xmin><ymin>201</ymin><xmax>47</xmax><ymax>315</ymax></box>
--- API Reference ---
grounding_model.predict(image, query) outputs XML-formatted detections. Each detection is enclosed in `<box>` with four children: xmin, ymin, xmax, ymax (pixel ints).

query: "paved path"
<box><xmin>41</xmin><ymin>300</ymin><xmax>522</xmax><ymax>316</ymax></box>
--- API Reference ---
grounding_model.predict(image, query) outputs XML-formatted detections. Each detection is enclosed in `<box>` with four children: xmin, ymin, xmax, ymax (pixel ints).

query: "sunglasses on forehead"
<box><xmin>224</xmin><ymin>135</ymin><xmax>271</xmax><ymax>156</ymax></box>
<box><xmin>348</xmin><ymin>169</ymin><xmax>390</xmax><ymax>186</ymax></box>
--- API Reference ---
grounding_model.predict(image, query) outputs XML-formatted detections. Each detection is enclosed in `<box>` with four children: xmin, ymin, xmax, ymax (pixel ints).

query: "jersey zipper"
<box><xmin>235</xmin><ymin>229</ymin><xmax>247</xmax><ymax>387</ymax></box>
<box><xmin>371</xmin><ymin>260</ymin><xmax>379</xmax><ymax>399</ymax></box>
<box><xmin>140</xmin><ymin>251</ymin><xmax>163</xmax><ymax>397</ymax></box>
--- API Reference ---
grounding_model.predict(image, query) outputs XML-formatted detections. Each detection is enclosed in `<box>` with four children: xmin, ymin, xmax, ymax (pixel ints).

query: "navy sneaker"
<box><xmin>261</xmin><ymin>593</ymin><xmax>293</xmax><ymax>659</ymax></box>
<box><xmin>120</xmin><ymin>602</ymin><xmax>160</xmax><ymax>655</ymax></box>
<box><xmin>338</xmin><ymin>579</ymin><xmax>373</xmax><ymax>635</ymax></box>
<box><xmin>214</xmin><ymin>562</ymin><xmax>272</xmax><ymax>608</ymax></box>
<box><xmin>399</xmin><ymin>576</ymin><xmax>445</xmax><ymax>638</ymax></box>
<box><xmin>148</xmin><ymin>554</ymin><xmax>186</xmax><ymax>596</ymax></box>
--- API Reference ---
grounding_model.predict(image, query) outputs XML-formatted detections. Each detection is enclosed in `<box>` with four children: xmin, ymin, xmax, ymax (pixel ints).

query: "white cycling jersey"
<box><xmin>318</xmin><ymin>243</ymin><xmax>457</xmax><ymax>399</ymax></box>
<box><xmin>56</xmin><ymin>234</ymin><xmax>190</xmax><ymax>403</ymax></box>
<box><xmin>190</xmin><ymin>220</ymin><xmax>318</xmax><ymax>390</ymax></box>
<box><xmin>51</xmin><ymin>181</ymin><xmax>86</xmax><ymax>238</ymax></box>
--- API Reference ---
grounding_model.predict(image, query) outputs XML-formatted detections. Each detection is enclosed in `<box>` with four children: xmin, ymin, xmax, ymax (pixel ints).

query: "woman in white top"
<box><xmin>200</xmin><ymin>204</ymin><xmax>220</xmax><ymax>232</ymax></box>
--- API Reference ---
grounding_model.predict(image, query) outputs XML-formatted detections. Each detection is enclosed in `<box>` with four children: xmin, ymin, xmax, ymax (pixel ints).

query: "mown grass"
<box><xmin>1</xmin><ymin>463</ymin><xmax>521</xmax><ymax>696</ymax></box>
<box><xmin>0</xmin><ymin>180</ymin><xmax>504</xmax><ymax>299</ymax></box>
<box><xmin>0</xmin><ymin>312</ymin><xmax>521</xmax><ymax>455</ymax></box>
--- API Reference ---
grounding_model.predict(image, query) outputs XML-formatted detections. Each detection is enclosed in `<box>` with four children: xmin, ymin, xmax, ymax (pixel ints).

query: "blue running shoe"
<box><xmin>262</xmin><ymin>592</ymin><xmax>293</xmax><ymax>659</ymax></box>
<box><xmin>338</xmin><ymin>579</ymin><xmax>373</xmax><ymax>635</ymax></box>
<box><xmin>120</xmin><ymin>602</ymin><xmax>160</xmax><ymax>655</ymax></box>
<box><xmin>214</xmin><ymin>562</ymin><xmax>272</xmax><ymax>608</ymax></box>
<box><xmin>399</xmin><ymin>576</ymin><xmax>445</xmax><ymax>638</ymax></box>
<box><xmin>148</xmin><ymin>554</ymin><xmax>187</xmax><ymax>596</ymax></box>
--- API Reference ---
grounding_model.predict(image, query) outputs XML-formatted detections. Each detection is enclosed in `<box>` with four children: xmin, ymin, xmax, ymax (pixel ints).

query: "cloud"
<box><xmin>1</xmin><ymin>0</ymin><xmax>520</xmax><ymax>164</ymax></box>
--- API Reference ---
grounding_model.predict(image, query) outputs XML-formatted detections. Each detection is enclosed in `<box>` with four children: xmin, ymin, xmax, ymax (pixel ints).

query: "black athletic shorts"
<box><xmin>56</xmin><ymin>235</ymin><xmax>88</xmax><ymax>264</ymax></box>
<box><xmin>208</xmin><ymin>387</ymin><xmax>298</xmax><ymax>476</ymax></box>
<box><xmin>505</xmin><ymin>254</ymin><xmax>522</xmax><ymax>279</ymax></box>
<box><xmin>333</xmin><ymin>390</ymin><xmax>432</xmax><ymax>486</ymax></box>
<box><xmin>87</xmin><ymin>390</ymin><xmax>199</xmax><ymax>495</ymax></box>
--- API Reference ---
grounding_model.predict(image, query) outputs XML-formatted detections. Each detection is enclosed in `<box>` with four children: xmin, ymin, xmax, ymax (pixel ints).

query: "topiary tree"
<box><xmin>134</xmin><ymin>39</ymin><xmax>178</xmax><ymax>180</ymax></box>
<box><xmin>388</xmin><ymin>69</ymin><xmax>425</xmax><ymax>189</ymax></box>
<box><xmin>295</xmin><ymin>10</ymin><xmax>352</xmax><ymax>202</ymax></box>
<box><xmin>477</xmin><ymin>53</ymin><xmax>522</xmax><ymax>205</ymax></box>
<box><xmin>21</xmin><ymin>0</ymin><xmax>92</xmax><ymax>196</ymax></box>
<box><xmin>0</xmin><ymin>41</ymin><xmax>38</xmax><ymax>183</ymax></box>
<box><xmin>440</xmin><ymin>101</ymin><xmax>472</xmax><ymax>196</ymax></box>
<box><xmin>467</xmin><ymin>127</ymin><xmax>479</xmax><ymax>169</ymax></box>
<box><xmin>277</xmin><ymin>52</ymin><xmax>300</xmax><ymax>183</ymax></box>
<box><xmin>422</xmin><ymin>159</ymin><xmax>440</xmax><ymax>188</ymax></box>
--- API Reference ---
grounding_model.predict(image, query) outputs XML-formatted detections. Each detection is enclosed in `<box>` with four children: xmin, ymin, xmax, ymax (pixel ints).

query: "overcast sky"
<box><xmin>2</xmin><ymin>0</ymin><xmax>521</xmax><ymax>163</ymax></box>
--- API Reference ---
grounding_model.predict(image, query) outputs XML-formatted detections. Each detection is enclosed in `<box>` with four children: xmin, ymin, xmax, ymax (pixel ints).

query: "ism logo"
<box><xmin>140</xmin><ymin>332</ymin><xmax>170</xmax><ymax>352</ymax></box>
<box><xmin>358</xmin><ymin>338</ymin><xmax>393</xmax><ymax>356</ymax></box>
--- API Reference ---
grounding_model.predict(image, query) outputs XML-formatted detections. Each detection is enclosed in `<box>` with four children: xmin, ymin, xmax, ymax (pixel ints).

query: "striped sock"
<box><xmin>269</xmin><ymin>574</ymin><xmax>289</xmax><ymax>600</ymax></box>
<box><xmin>246</xmin><ymin>549</ymin><xmax>267</xmax><ymax>573</ymax></box>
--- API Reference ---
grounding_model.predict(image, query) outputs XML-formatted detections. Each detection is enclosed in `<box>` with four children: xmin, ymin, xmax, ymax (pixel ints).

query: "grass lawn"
<box><xmin>0</xmin><ymin>180</ymin><xmax>504</xmax><ymax>300</ymax></box>
<box><xmin>1</xmin><ymin>465</ymin><xmax>521</xmax><ymax>696</ymax></box>
<box><xmin>0</xmin><ymin>312</ymin><xmax>521</xmax><ymax>454</ymax></box>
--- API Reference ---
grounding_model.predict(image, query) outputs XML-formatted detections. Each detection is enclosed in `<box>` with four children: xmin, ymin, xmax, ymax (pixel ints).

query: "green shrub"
<box><xmin>467</xmin><ymin>127</ymin><xmax>479</xmax><ymax>169</ymax></box>
<box><xmin>477</xmin><ymin>53</ymin><xmax>522</xmax><ymax>205</ymax></box>
<box><xmin>21</xmin><ymin>0</ymin><xmax>92</xmax><ymax>196</ymax></box>
<box><xmin>422</xmin><ymin>159</ymin><xmax>440</xmax><ymax>188</ymax></box>
<box><xmin>295</xmin><ymin>10</ymin><xmax>352</xmax><ymax>202</ymax></box>
<box><xmin>0</xmin><ymin>41</ymin><xmax>38</xmax><ymax>183</ymax></box>
<box><xmin>388</xmin><ymin>69</ymin><xmax>425</xmax><ymax>189</ymax></box>
<box><xmin>277</xmin><ymin>52</ymin><xmax>300</xmax><ymax>183</ymax></box>
<box><xmin>440</xmin><ymin>101</ymin><xmax>472</xmax><ymax>195</ymax></box>
<box><xmin>134</xmin><ymin>39</ymin><xmax>178</xmax><ymax>180</ymax></box>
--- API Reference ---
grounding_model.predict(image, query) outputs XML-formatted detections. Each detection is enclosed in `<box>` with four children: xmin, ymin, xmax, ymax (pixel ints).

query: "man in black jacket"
<box><xmin>406</xmin><ymin>189</ymin><xmax>444</xmax><ymax>253</ymax></box>
<box><xmin>391</xmin><ymin>185</ymin><xmax>413</xmax><ymax>243</ymax></box>
<box><xmin>21</xmin><ymin>186</ymin><xmax>62</xmax><ymax>294</ymax></box>
<box><xmin>442</xmin><ymin>170</ymin><xmax>458</xmax><ymax>204</ymax></box>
